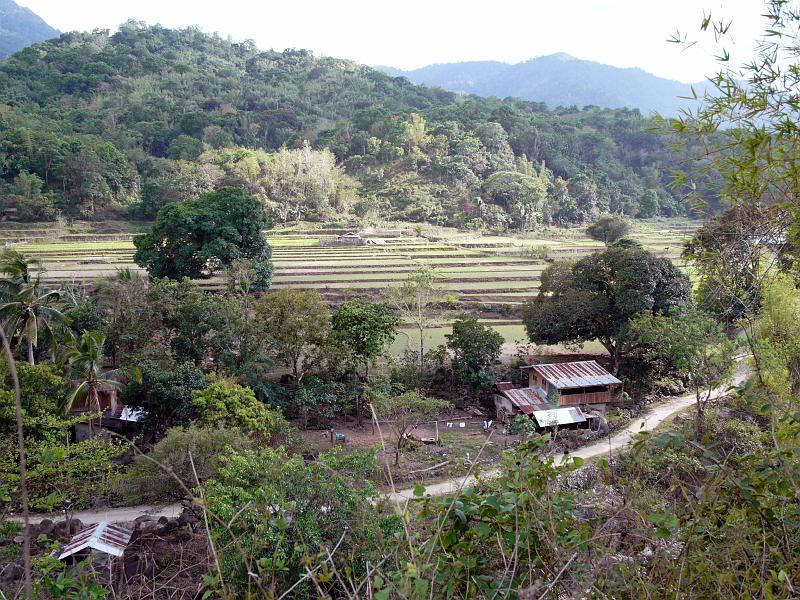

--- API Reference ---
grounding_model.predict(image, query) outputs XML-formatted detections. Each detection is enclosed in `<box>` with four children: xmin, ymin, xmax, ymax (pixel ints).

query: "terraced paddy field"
<box><xmin>1</xmin><ymin>219</ymin><xmax>699</xmax><ymax>352</ymax></box>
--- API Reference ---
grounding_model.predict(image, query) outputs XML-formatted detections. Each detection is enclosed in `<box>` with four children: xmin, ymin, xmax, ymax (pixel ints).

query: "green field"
<box><xmin>2</xmin><ymin>218</ymin><xmax>697</xmax><ymax>355</ymax></box>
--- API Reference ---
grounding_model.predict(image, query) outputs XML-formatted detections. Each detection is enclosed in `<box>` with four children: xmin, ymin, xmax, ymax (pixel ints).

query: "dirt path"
<box><xmin>12</xmin><ymin>503</ymin><xmax>182</xmax><ymax>525</ymax></box>
<box><xmin>388</xmin><ymin>368</ymin><xmax>747</xmax><ymax>502</ymax></box>
<box><xmin>13</xmin><ymin>366</ymin><xmax>747</xmax><ymax>522</ymax></box>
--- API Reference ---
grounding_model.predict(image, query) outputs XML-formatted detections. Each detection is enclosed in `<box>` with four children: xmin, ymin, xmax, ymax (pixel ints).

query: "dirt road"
<box><xmin>387</xmin><ymin>372</ymin><xmax>745</xmax><ymax>502</ymax></box>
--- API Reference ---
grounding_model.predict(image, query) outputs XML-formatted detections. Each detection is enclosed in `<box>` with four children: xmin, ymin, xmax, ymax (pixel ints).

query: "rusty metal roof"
<box><xmin>58</xmin><ymin>522</ymin><xmax>132</xmax><ymax>559</ymax></box>
<box><xmin>528</xmin><ymin>361</ymin><xmax>621</xmax><ymax>389</ymax></box>
<box><xmin>532</xmin><ymin>407</ymin><xmax>587</xmax><ymax>428</ymax></box>
<box><xmin>499</xmin><ymin>386</ymin><xmax>549</xmax><ymax>414</ymax></box>
<box><xmin>495</xmin><ymin>382</ymin><xmax>515</xmax><ymax>392</ymax></box>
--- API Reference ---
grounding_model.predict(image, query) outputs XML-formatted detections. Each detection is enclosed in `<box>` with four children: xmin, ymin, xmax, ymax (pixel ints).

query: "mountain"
<box><xmin>0</xmin><ymin>24</ymin><xmax>712</xmax><ymax>225</ymax></box>
<box><xmin>381</xmin><ymin>54</ymin><xmax>706</xmax><ymax>116</ymax></box>
<box><xmin>0</xmin><ymin>0</ymin><xmax>59</xmax><ymax>59</ymax></box>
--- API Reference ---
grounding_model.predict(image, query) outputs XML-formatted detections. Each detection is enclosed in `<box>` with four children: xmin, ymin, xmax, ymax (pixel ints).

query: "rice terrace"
<box><xmin>5</xmin><ymin>218</ymin><xmax>697</xmax><ymax>355</ymax></box>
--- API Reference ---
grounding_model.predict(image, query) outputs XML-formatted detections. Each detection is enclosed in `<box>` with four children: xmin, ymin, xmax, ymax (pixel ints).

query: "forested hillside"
<box><xmin>0</xmin><ymin>23</ymin><xmax>704</xmax><ymax>225</ymax></box>
<box><xmin>0</xmin><ymin>0</ymin><xmax>58</xmax><ymax>59</ymax></box>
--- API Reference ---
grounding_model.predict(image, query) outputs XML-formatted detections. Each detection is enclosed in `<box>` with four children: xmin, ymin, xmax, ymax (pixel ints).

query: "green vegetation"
<box><xmin>0</xmin><ymin>24</ymin><xmax>704</xmax><ymax>228</ymax></box>
<box><xmin>133</xmin><ymin>187</ymin><xmax>273</xmax><ymax>290</ymax></box>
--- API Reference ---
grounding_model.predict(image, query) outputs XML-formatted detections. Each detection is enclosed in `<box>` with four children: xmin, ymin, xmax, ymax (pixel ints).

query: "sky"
<box><xmin>16</xmin><ymin>0</ymin><xmax>765</xmax><ymax>83</ymax></box>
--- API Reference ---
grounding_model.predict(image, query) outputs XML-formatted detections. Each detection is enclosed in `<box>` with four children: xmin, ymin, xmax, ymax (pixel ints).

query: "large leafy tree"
<box><xmin>628</xmin><ymin>305</ymin><xmax>736</xmax><ymax>434</ymax></box>
<box><xmin>586</xmin><ymin>214</ymin><xmax>631</xmax><ymax>245</ymax></box>
<box><xmin>332</xmin><ymin>300</ymin><xmax>400</xmax><ymax>425</ymax></box>
<box><xmin>133</xmin><ymin>187</ymin><xmax>273</xmax><ymax>290</ymax></box>
<box><xmin>522</xmin><ymin>246</ymin><xmax>690</xmax><ymax>373</ymax></box>
<box><xmin>255</xmin><ymin>289</ymin><xmax>331</xmax><ymax>384</ymax></box>
<box><xmin>446</xmin><ymin>316</ymin><xmax>504</xmax><ymax>392</ymax></box>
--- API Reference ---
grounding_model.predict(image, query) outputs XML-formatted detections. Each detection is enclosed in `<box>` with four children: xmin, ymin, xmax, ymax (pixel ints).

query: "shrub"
<box><xmin>508</xmin><ymin>414</ymin><xmax>537</xmax><ymax>436</ymax></box>
<box><xmin>122</xmin><ymin>425</ymin><xmax>254</xmax><ymax>503</ymax></box>
<box><xmin>192</xmin><ymin>380</ymin><xmax>294</xmax><ymax>444</ymax></box>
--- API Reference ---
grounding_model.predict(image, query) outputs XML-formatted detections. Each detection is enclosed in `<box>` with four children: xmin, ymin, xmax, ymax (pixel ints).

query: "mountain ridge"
<box><xmin>380</xmin><ymin>54</ymin><xmax>707</xmax><ymax>115</ymax></box>
<box><xmin>0</xmin><ymin>0</ymin><xmax>59</xmax><ymax>59</ymax></box>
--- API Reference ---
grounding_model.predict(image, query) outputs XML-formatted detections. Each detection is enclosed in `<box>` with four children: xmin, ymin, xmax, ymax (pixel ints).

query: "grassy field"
<box><xmin>2</xmin><ymin>218</ymin><xmax>698</xmax><ymax>355</ymax></box>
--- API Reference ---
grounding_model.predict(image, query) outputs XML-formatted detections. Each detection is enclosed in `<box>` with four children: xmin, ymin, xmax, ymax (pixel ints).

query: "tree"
<box><xmin>192</xmin><ymin>380</ymin><xmax>292</xmax><ymax>443</ymax></box>
<box><xmin>586</xmin><ymin>214</ymin><xmax>631</xmax><ymax>245</ymax></box>
<box><xmin>255</xmin><ymin>289</ymin><xmax>331</xmax><ymax>383</ymax></box>
<box><xmin>123</xmin><ymin>361</ymin><xmax>208</xmax><ymax>436</ymax></box>
<box><xmin>64</xmin><ymin>331</ymin><xmax>141</xmax><ymax>414</ymax></box>
<box><xmin>0</xmin><ymin>282</ymin><xmax>68</xmax><ymax>365</ymax></box>
<box><xmin>628</xmin><ymin>306</ymin><xmax>736</xmax><ymax>434</ymax></box>
<box><xmin>522</xmin><ymin>246</ymin><xmax>691</xmax><ymax>373</ymax></box>
<box><xmin>386</xmin><ymin>266</ymin><xmax>443</xmax><ymax>368</ymax></box>
<box><xmin>482</xmin><ymin>171</ymin><xmax>547</xmax><ymax>231</ymax></box>
<box><xmin>203</xmin><ymin>446</ymin><xmax>381</xmax><ymax>597</ymax></box>
<box><xmin>133</xmin><ymin>187</ymin><xmax>273</xmax><ymax>290</ymax></box>
<box><xmin>446</xmin><ymin>316</ymin><xmax>504</xmax><ymax>391</ymax></box>
<box><xmin>123</xmin><ymin>425</ymin><xmax>253</xmax><ymax>502</ymax></box>
<box><xmin>332</xmin><ymin>300</ymin><xmax>400</xmax><ymax>425</ymax></box>
<box><xmin>372</xmin><ymin>390</ymin><xmax>450</xmax><ymax>464</ymax></box>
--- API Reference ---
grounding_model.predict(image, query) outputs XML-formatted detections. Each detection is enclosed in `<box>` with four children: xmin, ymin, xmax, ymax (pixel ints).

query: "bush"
<box><xmin>192</xmin><ymin>380</ymin><xmax>295</xmax><ymax>444</ymax></box>
<box><xmin>508</xmin><ymin>414</ymin><xmax>537</xmax><ymax>436</ymax></box>
<box><xmin>122</xmin><ymin>425</ymin><xmax>254</xmax><ymax>503</ymax></box>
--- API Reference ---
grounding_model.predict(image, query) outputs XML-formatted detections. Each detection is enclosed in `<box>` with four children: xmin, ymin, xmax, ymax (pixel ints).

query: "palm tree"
<box><xmin>0</xmin><ymin>283</ymin><xmax>69</xmax><ymax>365</ymax></box>
<box><xmin>0</xmin><ymin>249</ymin><xmax>41</xmax><ymax>300</ymax></box>
<box><xmin>63</xmin><ymin>331</ymin><xmax>141</xmax><ymax>416</ymax></box>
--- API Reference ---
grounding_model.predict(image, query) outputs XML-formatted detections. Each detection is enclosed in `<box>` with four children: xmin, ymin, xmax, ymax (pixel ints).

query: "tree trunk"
<box><xmin>27</xmin><ymin>338</ymin><xmax>34</xmax><ymax>366</ymax></box>
<box><xmin>419</xmin><ymin>324</ymin><xmax>425</xmax><ymax>370</ymax></box>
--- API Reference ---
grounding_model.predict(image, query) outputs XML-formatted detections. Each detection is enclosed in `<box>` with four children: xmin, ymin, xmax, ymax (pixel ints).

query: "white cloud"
<box><xmin>17</xmin><ymin>0</ymin><xmax>764</xmax><ymax>82</ymax></box>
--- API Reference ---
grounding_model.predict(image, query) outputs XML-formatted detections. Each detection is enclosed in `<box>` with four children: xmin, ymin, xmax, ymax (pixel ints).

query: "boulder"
<box><xmin>1</xmin><ymin>560</ymin><xmax>24</xmax><ymax>582</ymax></box>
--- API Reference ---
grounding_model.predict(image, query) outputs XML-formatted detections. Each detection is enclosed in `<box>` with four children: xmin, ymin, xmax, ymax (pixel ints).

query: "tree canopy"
<box><xmin>133</xmin><ymin>187</ymin><xmax>273</xmax><ymax>289</ymax></box>
<box><xmin>522</xmin><ymin>246</ymin><xmax>691</xmax><ymax>372</ymax></box>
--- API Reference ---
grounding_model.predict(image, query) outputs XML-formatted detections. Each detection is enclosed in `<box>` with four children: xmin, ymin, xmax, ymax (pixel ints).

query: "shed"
<box><xmin>525</xmin><ymin>360</ymin><xmax>622</xmax><ymax>408</ymax></box>
<box><xmin>493</xmin><ymin>382</ymin><xmax>548</xmax><ymax>423</ymax></box>
<box><xmin>58</xmin><ymin>522</ymin><xmax>132</xmax><ymax>560</ymax></box>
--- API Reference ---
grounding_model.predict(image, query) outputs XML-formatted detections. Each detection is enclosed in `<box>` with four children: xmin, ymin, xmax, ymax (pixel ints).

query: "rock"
<box><xmin>156</xmin><ymin>518</ymin><xmax>179</xmax><ymax>536</ymax></box>
<box><xmin>12</xmin><ymin>535</ymin><xmax>24</xmax><ymax>544</ymax></box>
<box><xmin>157</xmin><ymin>516</ymin><xmax>169</xmax><ymax>525</ymax></box>
<box><xmin>36</xmin><ymin>519</ymin><xmax>55</xmax><ymax>538</ymax></box>
<box><xmin>138</xmin><ymin>521</ymin><xmax>158</xmax><ymax>535</ymax></box>
<box><xmin>68</xmin><ymin>519</ymin><xmax>84</xmax><ymax>535</ymax></box>
<box><xmin>174</xmin><ymin>530</ymin><xmax>192</xmax><ymax>543</ymax></box>
<box><xmin>1</xmin><ymin>560</ymin><xmax>24</xmax><ymax>582</ymax></box>
<box><xmin>134</xmin><ymin>515</ymin><xmax>154</xmax><ymax>524</ymax></box>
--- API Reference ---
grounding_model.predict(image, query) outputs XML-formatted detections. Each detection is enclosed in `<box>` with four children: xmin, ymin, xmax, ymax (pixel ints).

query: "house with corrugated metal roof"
<box><xmin>526</xmin><ymin>360</ymin><xmax>622</xmax><ymax>407</ymax></box>
<box><xmin>493</xmin><ymin>360</ymin><xmax>622</xmax><ymax>426</ymax></box>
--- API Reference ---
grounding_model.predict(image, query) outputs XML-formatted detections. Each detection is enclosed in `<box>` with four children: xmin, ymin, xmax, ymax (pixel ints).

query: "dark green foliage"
<box><xmin>0</xmin><ymin>24</ymin><xmax>695</xmax><ymax>224</ymax></box>
<box><xmin>123</xmin><ymin>360</ymin><xmax>208</xmax><ymax>436</ymax></box>
<box><xmin>522</xmin><ymin>246</ymin><xmax>690</xmax><ymax>372</ymax></box>
<box><xmin>446</xmin><ymin>316</ymin><xmax>504</xmax><ymax>391</ymax></box>
<box><xmin>332</xmin><ymin>300</ymin><xmax>400</xmax><ymax>371</ymax></box>
<box><xmin>133</xmin><ymin>187</ymin><xmax>273</xmax><ymax>289</ymax></box>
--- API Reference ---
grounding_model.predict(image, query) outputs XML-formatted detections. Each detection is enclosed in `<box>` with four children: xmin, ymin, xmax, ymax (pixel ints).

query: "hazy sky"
<box><xmin>17</xmin><ymin>0</ymin><xmax>764</xmax><ymax>82</ymax></box>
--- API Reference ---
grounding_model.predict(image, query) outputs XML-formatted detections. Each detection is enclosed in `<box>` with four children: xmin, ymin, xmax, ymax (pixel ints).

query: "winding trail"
<box><xmin>387</xmin><ymin>367</ymin><xmax>747</xmax><ymax>502</ymax></box>
<box><xmin>15</xmin><ymin>365</ymin><xmax>746</xmax><ymax>523</ymax></box>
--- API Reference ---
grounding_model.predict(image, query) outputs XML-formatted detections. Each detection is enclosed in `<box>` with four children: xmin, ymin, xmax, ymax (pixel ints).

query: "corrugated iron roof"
<box><xmin>528</xmin><ymin>361</ymin><xmax>621</xmax><ymax>389</ymax></box>
<box><xmin>500</xmin><ymin>387</ymin><xmax>549</xmax><ymax>414</ymax></box>
<box><xmin>532</xmin><ymin>407</ymin><xmax>587</xmax><ymax>428</ymax></box>
<box><xmin>58</xmin><ymin>522</ymin><xmax>132</xmax><ymax>560</ymax></box>
<box><xmin>495</xmin><ymin>382</ymin><xmax>515</xmax><ymax>392</ymax></box>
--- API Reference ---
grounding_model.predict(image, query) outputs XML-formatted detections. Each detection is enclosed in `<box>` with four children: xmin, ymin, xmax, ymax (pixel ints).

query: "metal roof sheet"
<box><xmin>532</xmin><ymin>407</ymin><xmax>587</xmax><ymax>427</ymax></box>
<box><xmin>500</xmin><ymin>387</ymin><xmax>549</xmax><ymax>414</ymax></box>
<box><xmin>58</xmin><ymin>522</ymin><xmax>132</xmax><ymax>560</ymax></box>
<box><xmin>529</xmin><ymin>361</ymin><xmax>621</xmax><ymax>389</ymax></box>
